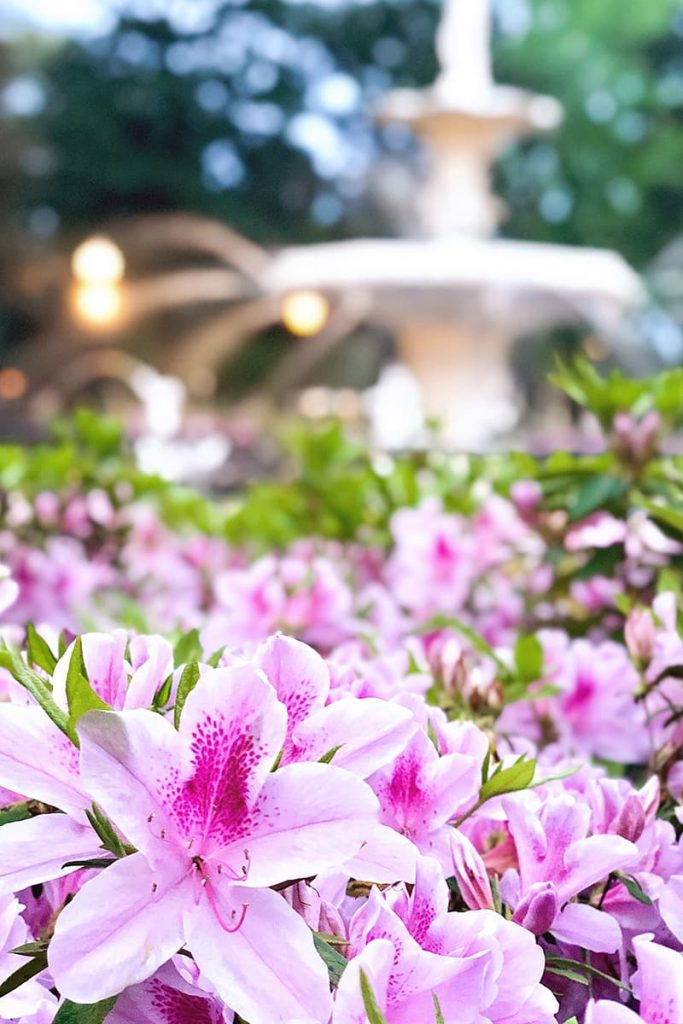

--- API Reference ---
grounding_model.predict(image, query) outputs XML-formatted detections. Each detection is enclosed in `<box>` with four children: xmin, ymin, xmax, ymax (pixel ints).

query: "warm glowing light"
<box><xmin>281</xmin><ymin>290</ymin><xmax>330</xmax><ymax>337</ymax></box>
<box><xmin>72</xmin><ymin>281</ymin><xmax>124</xmax><ymax>328</ymax></box>
<box><xmin>71</xmin><ymin>236</ymin><xmax>125</xmax><ymax>284</ymax></box>
<box><xmin>298</xmin><ymin>387</ymin><xmax>332</xmax><ymax>418</ymax></box>
<box><xmin>582</xmin><ymin>333</ymin><xmax>609</xmax><ymax>362</ymax></box>
<box><xmin>0</xmin><ymin>368</ymin><xmax>27</xmax><ymax>400</ymax></box>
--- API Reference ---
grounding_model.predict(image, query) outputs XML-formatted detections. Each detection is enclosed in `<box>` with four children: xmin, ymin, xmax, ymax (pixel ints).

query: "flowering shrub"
<box><xmin>0</xmin><ymin>362</ymin><xmax>681</xmax><ymax>1023</ymax></box>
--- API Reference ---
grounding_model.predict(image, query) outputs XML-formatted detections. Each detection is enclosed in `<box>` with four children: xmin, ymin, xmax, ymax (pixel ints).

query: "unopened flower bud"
<box><xmin>450</xmin><ymin>831</ymin><xmax>494</xmax><ymax>911</ymax></box>
<box><xmin>612</xmin><ymin>794</ymin><xmax>645</xmax><ymax>844</ymax></box>
<box><xmin>512</xmin><ymin>882</ymin><xmax>559</xmax><ymax>936</ymax></box>
<box><xmin>624</xmin><ymin>608</ymin><xmax>655</xmax><ymax>664</ymax></box>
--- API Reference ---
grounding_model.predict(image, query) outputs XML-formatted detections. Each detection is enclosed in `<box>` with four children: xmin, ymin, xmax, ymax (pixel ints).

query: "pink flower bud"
<box><xmin>510</xmin><ymin>480</ymin><xmax>542</xmax><ymax>517</ymax></box>
<box><xmin>612</xmin><ymin>794</ymin><xmax>645</xmax><ymax>843</ymax></box>
<box><xmin>624</xmin><ymin>608</ymin><xmax>655</xmax><ymax>664</ymax></box>
<box><xmin>512</xmin><ymin>882</ymin><xmax>559</xmax><ymax>936</ymax></box>
<box><xmin>450</xmin><ymin>831</ymin><xmax>494</xmax><ymax>911</ymax></box>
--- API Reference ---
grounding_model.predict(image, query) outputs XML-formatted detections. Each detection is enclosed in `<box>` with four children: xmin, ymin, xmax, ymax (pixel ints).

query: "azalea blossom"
<box><xmin>47</xmin><ymin>663</ymin><xmax>381</xmax><ymax>1024</ymax></box>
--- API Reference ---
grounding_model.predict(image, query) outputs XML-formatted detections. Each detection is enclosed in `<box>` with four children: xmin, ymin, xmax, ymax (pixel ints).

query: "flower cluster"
<box><xmin>1</xmin><ymin>398</ymin><xmax>683</xmax><ymax>1024</ymax></box>
<box><xmin>0</xmin><ymin>621</ymin><xmax>680</xmax><ymax>1024</ymax></box>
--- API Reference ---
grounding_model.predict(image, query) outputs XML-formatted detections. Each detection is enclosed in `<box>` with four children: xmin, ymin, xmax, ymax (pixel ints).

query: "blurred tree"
<box><xmin>496</xmin><ymin>0</ymin><xmax>683</xmax><ymax>268</ymax></box>
<box><xmin>3</xmin><ymin>0</ymin><xmax>681</xmax><ymax>262</ymax></box>
<box><xmin>2</xmin><ymin>0</ymin><xmax>683</xmax><ymax>376</ymax></box>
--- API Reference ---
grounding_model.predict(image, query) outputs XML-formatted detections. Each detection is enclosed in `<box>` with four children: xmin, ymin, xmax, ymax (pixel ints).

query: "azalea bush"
<box><xmin>0</xmin><ymin>361</ymin><xmax>681</xmax><ymax>1024</ymax></box>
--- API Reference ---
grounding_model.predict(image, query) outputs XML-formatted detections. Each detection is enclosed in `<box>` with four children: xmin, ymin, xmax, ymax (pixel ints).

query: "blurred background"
<box><xmin>2</xmin><ymin>0</ymin><xmax>683</xmax><ymax>469</ymax></box>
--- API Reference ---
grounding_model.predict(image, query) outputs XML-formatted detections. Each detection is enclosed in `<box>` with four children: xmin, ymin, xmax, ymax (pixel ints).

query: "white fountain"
<box><xmin>20</xmin><ymin>0</ymin><xmax>645</xmax><ymax>449</ymax></box>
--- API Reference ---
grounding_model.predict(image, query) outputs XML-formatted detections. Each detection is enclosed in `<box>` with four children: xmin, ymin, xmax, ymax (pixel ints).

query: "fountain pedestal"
<box><xmin>376</xmin><ymin>0</ymin><xmax>562</xmax><ymax>444</ymax></box>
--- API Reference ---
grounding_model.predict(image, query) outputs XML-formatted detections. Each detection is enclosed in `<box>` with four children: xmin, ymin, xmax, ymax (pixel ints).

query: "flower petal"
<box><xmin>552</xmin><ymin>903</ymin><xmax>622</xmax><ymax>953</ymax></box>
<box><xmin>49</xmin><ymin>853</ymin><xmax>190</xmax><ymax>1002</ymax></box>
<box><xmin>332</xmin><ymin>938</ymin><xmax>393</xmax><ymax>1024</ymax></box>
<box><xmin>0</xmin><ymin>705</ymin><xmax>85</xmax><ymax>817</ymax></box>
<box><xmin>217</xmin><ymin>762</ymin><xmax>378</xmax><ymax>886</ymax></box>
<box><xmin>632</xmin><ymin>932</ymin><xmax>683</xmax><ymax>1024</ymax></box>
<box><xmin>585</xmin><ymin>1000</ymin><xmax>642</xmax><ymax>1024</ymax></box>
<box><xmin>175</xmin><ymin>665</ymin><xmax>286</xmax><ymax>849</ymax></box>
<box><xmin>0</xmin><ymin>815</ymin><xmax>101</xmax><ymax>892</ymax></box>
<box><xmin>256</xmin><ymin>634</ymin><xmax>329</xmax><ymax>736</ymax></box>
<box><xmin>78</xmin><ymin>710</ymin><xmax>185</xmax><ymax>863</ymax></box>
<box><xmin>289</xmin><ymin>697</ymin><xmax>416</xmax><ymax>778</ymax></box>
<box><xmin>187</xmin><ymin>886</ymin><xmax>332</xmax><ymax>1024</ymax></box>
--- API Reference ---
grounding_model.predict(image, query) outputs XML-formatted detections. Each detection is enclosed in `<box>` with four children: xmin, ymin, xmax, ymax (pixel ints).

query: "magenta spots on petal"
<box><xmin>150</xmin><ymin>978</ymin><xmax>223</xmax><ymax>1024</ymax></box>
<box><xmin>171</xmin><ymin>711</ymin><xmax>265</xmax><ymax>848</ymax></box>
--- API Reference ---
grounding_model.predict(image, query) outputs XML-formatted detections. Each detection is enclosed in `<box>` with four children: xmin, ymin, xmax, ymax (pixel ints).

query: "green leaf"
<box><xmin>61</xmin><ymin>857</ymin><xmax>118</xmax><ymax>870</ymax></box>
<box><xmin>544</xmin><ymin>961</ymin><xmax>590</xmax><ymax>986</ymax></box>
<box><xmin>207</xmin><ymin>646</ymin><xmax>225</xmax><ymax>668</ymax></box>
<box><xmin>562</xmin><ymin>1017</ymin><xmax>579</xmax><ymax>1023</ymax></box>
<box><xmin>618</xmin><ymin>873</ymin><xmax>653</xmax><ymax>906</ymax></box>
<box><xmin>53</xmin><ymin>997</ymin><xmax>117</xmax><ymax>1024</ymax></box>
<box><xmin>319</xmin><ymin>744</ymin><xmax>343</xmax><ymax>764</ymax></box>
<box><xmin>0</xmin><ymin>645</ymin><xmax>71</xmax><ymax>741</ymax></box>
<box><xmin>432</xmin><ymin>992</ymin><xmax>445</xmax><ymax>1024</ymax></box>
<box><xmin>26</xmin><ymin>624</ymin><xmax>57</xmax><ymax>675</ymax></box>
<box><xmin>10</xmin><ymin>941</ymin><xmax>48</xmax><ymax>957</ymax></box>
<box><xmin>66</xmin><ymin>638</ymin><xmax>110</xmax><ymax>737</ymax></box>
<box><xmin>480</xmin><ymin>757</ymin><xmax>536</xmax><ymax>801</ymax></box>
<box><xmin>0</xmin><ymin>950</ymin><xmax>48</xmax><ymax>998</ymax></box>
<box><xmin>313</xmin><ymin>933</ymin><xmax>348</xmax><ymax>987</ymax></box>
<box><xmin>569</xmin><ymin>474</ymin><xmax>626</xmax><ymax>521</ymax></box>
<box><xmin>635</xmin><ymin>497</ymin><xmax>683</xmax><ymax>539</ymax></box>
<box><xmin>173</xmin><ymin>629</ymin><xmax>202</xmax><ymax>667</ymax></box>
<box><xmin>529</xmin><ymin>764</ymin><xmax>580</xmax><ymax>788</ymax></box>
<box><xmin>85</xmin><ymin>803</ymin><xmax>128</xmax><ymax>859</ymax></box>
<box><xmin>513</xmin><ymin>635</ymin><xmax>543</xmax><ymax>684</ymax></box>
<box><xmin>0</xmin><ymin>802</ymin><xmax>34</xmax><ymax>825</ymax></box>
<box><xmin>360</xmin><ymin>970</ymin><xmax>389</xmax><ymax>1024</ymax></box>
<box><xmin>174</xmin><ymin>662</ymin><xmax>200</xmax><ymax>729</ymax></box>
<box><xmin>152</xmin><ymin>673</ymin><xmax>173</xmax><ymax>711</ymax></box>
<box><xmin>545</xmin><ymin>957</ymin><xmax>632</xmax><ymax>993</ymax></box>
<box><xmin>613</xmin><ymin>592</ymin><xmax>633</xmax><ymax>616</ymax></box>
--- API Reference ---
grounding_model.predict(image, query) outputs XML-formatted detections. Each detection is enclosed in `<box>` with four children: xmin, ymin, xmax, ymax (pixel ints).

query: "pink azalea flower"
<box><xmin>501</xmin><ymin>791</ymin><xmax>638</xmax><ymax>951</ymax></box>
<box><xmin>367</xmin><ymin>729</ymin><xmax>481</xmax><ymax>870</ymax></box>
<box><xmin>107</xmin><ymin>960</ymin><xmax>232</xmax><ymax>1024</ymax></box>
<box><xmin>565</xmin><ymin>513</ymin><xmax>628</xmax><ymax>553</ymax></box>
<box><xmin>0</xmin><ymin>893</ymin><xmax>57</xmax><ymax>1022</ymax></box>
<box><xmin>47</xmin><ymin>664</ymin><xmax>381</xmax><ymax>1024</ymax></box>
<box><xmin>256</xmin><ymin>634</ymin><xmax>416</xmax><ymax>778</ymax></box>
<box><xmin>336</xmin><ymin>856</ymin><xmax>558</xmax><ymax>1024</ymax></box>
<box><xmin>0</xmin><ymin>701</ymin><xmax>102</xmax><ymax>893</ymax></box>
<box><xmin>585</xmin><ymin>932</ymin><xmax>683</xmax><ymax>1024</ymax></box>
<box><xmin>0</xmin><ymin>565</ymin><xmax>18</xmax><ymax>617</ymax></box>
<box><xmin>386</xmin><ymin>500</ymin><xmax>475</xmax><ymax>618</ymax></box>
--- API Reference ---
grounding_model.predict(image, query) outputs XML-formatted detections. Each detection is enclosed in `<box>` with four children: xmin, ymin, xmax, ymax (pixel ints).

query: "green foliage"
<box><xmin>0</xmin><ymin>802</ymin><xmax>34</xmax><ymax>825</ymax></box>
<box><xmin>26</xmin><ymin>623</ymin><xmax>57</xmax><ymax>675</ymax></box>
<box><xmin>53</xmin><ymin>998</ymin><xmax>117</xmax><ymax>1024</ymax></box>
<box><xmin>0</xmin><ymin>644</ymin><xmax>71</xmax><ymax>741</ymax></box>
<box><xmin>432</xmin><ymin>993</ymin><xmax>445</xmax><ymax>1024</ymax></box>
<box><xmin>497</xmin><ymin>0</ymin><xmax>683</xmax><ymax>269</ymax></box>
<box><xmin>513</xmin><ymin>635</ymin><xmax>543</xmax><ymax>685</ymax></box>
<box><xmin>173</xmin><ymin>662</ymin><xmax>201</xmax><ymax>730</ymax></box>
<box><xmin>85</xmin><ymin>803</ymin><xmax>129</xmax><ymax>859</ymax></box>
<box><xmin>65</xmin><ymin>637</ymin><xmax>111</xmax><ymax>740</ymax></box>
<box><xmin>173</xmin><ymin>629</ymin><xmax>203</xmax><ymax>667</ymax></box>
<box><xmin>0</xmin><ymin>410</ymin><xmax>225</xmax><ymax>536</ymax></box>
<box><xmin>479</xmin><ymin>757</ymin><xmax>537</xmax><ymax>802</ymax></box>
<box><xmin>0</xmin><ymin>949</ymin><xmax>49</xmax><ymax>999</ymax></box>
<box><xmin>360</xmin><ymin>970</ymin><xmax>389</xmax><ymax>1024</ymax></box>
<box><xmin>551</xmin><ymin>356</ymin><xmax>683</xmax><ymax>429</ymax></box>
<box><xmin>313</xmin><ymin>933</ymin><xmax>348</xmax><ymax>988</ymax></box>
